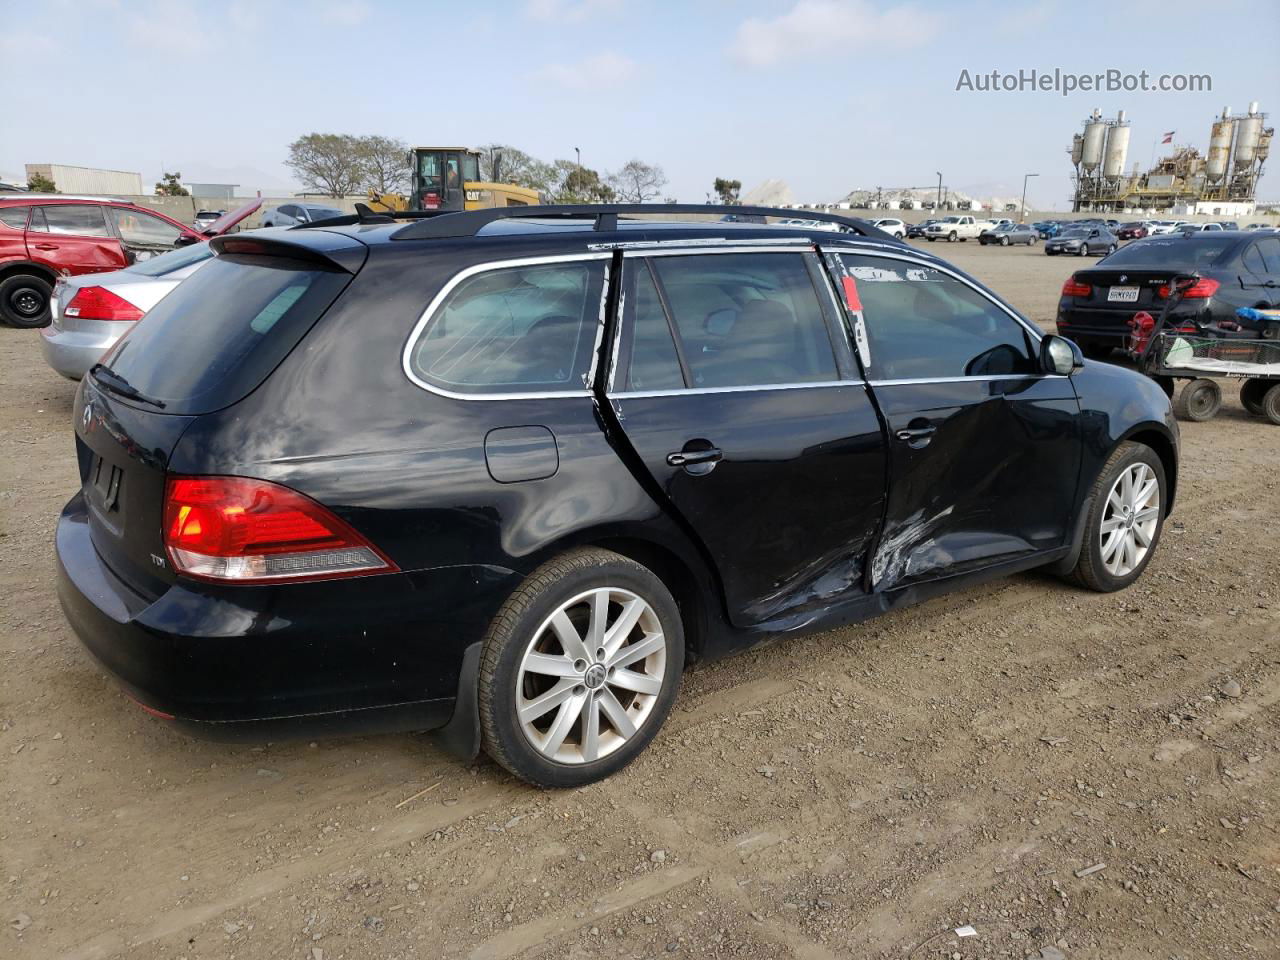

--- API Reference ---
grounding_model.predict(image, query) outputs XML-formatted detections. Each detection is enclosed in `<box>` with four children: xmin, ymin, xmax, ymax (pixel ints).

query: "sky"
<box><xmin>2</xmin><ymin>0</ymin><xmax>1277</xmax><ymax>211</ymax></box>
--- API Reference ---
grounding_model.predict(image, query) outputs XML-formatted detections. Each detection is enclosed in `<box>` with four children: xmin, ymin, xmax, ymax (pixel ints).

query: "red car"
<box><xmin>0</xmin><ymin>195</ymin><xmax>259</xmax><ymax>328</ymax></box>
<box><xmin>1116</xmin><ymin>221</ymin><xmax>1151</xmax><ymax>241</ymax></box>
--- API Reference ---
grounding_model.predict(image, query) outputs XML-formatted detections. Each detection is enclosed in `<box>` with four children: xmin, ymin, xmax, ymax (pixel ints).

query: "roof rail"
<box><xmin>389</xmin><ymin>203</ymin><xmax>896</xmax><ymax>242</ymax></box>
<box><xmin>300</xmin><ymin>205</ymin><xmax>452</xmax><ymax>229</ymax></box>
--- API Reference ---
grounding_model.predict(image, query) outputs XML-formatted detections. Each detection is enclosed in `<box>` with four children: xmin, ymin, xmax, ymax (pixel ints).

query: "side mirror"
<box><xmin>1041</xmin><ymin>335</ymin><xmax>1083</xmax><ymax>376</ymax></box>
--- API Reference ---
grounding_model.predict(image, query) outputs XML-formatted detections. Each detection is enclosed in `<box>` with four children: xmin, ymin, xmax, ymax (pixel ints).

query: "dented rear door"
<box><xmin>824</xmin><ymin>250</ymin><xmax>1081</xmax><ymax>590</ymax></box>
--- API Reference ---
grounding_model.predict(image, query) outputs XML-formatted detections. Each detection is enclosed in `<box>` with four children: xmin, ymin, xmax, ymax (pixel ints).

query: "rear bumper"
<box><xmin>40</xmin><ymin>325</ymin><xmax>118</xmax><ymax>380</ymax></box>
<box><xmin>1057</xmin><ymin>302</ymin><xmax>1213</xmax><ymax>345</ymax></box>
<box><xmin>55</xmin><ymin>491</ymin><xmax>516</xmax><ymax>740</ymax></box>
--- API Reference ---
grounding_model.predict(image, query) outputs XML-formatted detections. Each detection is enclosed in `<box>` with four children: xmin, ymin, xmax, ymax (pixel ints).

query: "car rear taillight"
<box><xmin>64</xmin><ymin>286</ymin><xmax>144</xmax><ymax>322</ymax></box>
<box><xmin>1157</xmin><ymin>277</ymin><xmax>1219</xmax><ymax>300</ymax></box>
<box><xmin>1061</xmin><ymin>276</ymin><xmax>1092</xmax><ymax>297</ymax></box>
<box><xmin>163</xmin><ymin>476</ymin><xmax>397</xmax><ymax>584</ymax></box>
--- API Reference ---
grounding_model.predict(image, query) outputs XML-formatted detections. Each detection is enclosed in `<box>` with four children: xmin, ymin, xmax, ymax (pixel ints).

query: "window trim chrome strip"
<box><xmin>866</xmin><ymin>374</ymin><xmax>1068</xmax><ymax>386</ymax></box>
<box><xmin>620</xmin><ymin>244</ymin><xmax>818</xmax><ymax>258</ymax></box>
<box><xmin>401</xmin><ymin>251</ymin><xmax>613</xmax><ymax>401</ymax></box>
<box><xmin>608</xmin><ymin>379</ymin><xmax>853</xmax><ymax>400</ymax></box>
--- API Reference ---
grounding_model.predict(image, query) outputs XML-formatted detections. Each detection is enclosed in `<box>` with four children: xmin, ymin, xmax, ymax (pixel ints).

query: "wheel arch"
<box><xmin>1116</xmin><ymin>424</ymin><xmax>1178</xmax><ymax>514</ymax></box>
<box><xmin>0</xmin><ymin>260</ymin><xmax>58</xmax><ymax>286</ymax></box>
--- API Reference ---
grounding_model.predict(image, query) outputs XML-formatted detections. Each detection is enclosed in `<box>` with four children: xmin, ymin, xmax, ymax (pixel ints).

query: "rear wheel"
<box><xmin>0</xmin><ymin>273</ymin><xmax>53</xmax><ymax>328</ymax></box>
<box><xmin>1240</xmin><ymin>378</ymin><xmax>1269</xmax><ymax>415</ymax></box>
<box><xmin>478</xmin><ymin>548</ymin><xmax>684</xmax><ymax>787</ymax></box>
<box><xmin>1069</xmin><ymin>442</ymin><xmax>1166</xmax><ymax>592</ymax></box>
<box><xmin>1172</xmin><ymin>378</ymin><xmax>1222</xmax><ymax>421</ymax></box>
<box><xmin>1261</xmin><ymin>384</ymin><xmax>1280</xmax><ymax>425</ymax></box>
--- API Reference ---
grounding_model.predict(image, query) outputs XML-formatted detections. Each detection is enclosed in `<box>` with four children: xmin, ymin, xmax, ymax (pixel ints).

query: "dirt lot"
<box><xmin>2</xmin><ymin>241</ymin><xmax>1277</xmax><ymax>960</ymax></box>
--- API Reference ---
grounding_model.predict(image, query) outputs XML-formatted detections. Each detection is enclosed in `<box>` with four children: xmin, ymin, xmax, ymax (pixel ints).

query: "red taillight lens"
<box><xmin>163</xmin><ymin>476</ymin><xmax>397</xmax><ymax>583</ymax></box>
<box><xmin>64</xmin><ymin>286</ymin><xmax>144</xmax><ymax>322</ymax></box>
<box><xmin>1061</xmin><ymin>275</ymin><xmax>1092</xmax><ymax>297</ymax></box>
<box><xmin>1157</xmin><ymin>277</ymin><xmax>1219</xmax><ymax>300</ymax></box>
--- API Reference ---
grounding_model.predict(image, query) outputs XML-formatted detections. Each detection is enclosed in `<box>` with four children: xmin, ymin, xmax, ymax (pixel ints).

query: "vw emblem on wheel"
<box><xmin>583</xmin><ymin>663</ymin><xmax>608</xmax><ymax>690</ymax></box>
<box><xmin>81</xmin><ymin>403</ymin><xmax>94</xmax><ymax>432</ymax></box>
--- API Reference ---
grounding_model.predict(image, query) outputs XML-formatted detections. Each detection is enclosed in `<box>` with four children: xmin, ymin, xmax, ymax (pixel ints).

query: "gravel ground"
<box><xmin>2</xmin><ymin>241</ymin><xmax>1277</xmax><ymax>960</ymax></box>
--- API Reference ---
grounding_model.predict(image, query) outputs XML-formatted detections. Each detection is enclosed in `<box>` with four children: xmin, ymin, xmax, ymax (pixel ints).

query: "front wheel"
<box><xmin>1172</xmin><ymin>378</ymin><xmax>1222</xmax><ymax>421</ymax></box>
<box><xmin>478</xmin><ymin>548</ymin><xmax>684</xmax><ymax>787</ymax></box>
<box><xmin>1069</xmin><ymin>442</ymin><xmax>1166</xmax><ymax>592</ymax></box>
<box><xmin>1078</xmin><ymin>244</ymin><xmax>1089</xmax><ymax>256</ymax></box>
<box><xmin>0</xmin><ymin>273</ymin><xmax>53</xmax><ymax>328</ymax></box>
<box><xmin>1107</xmin><ymin>244</ymin><xmax>1117</xmax><ymax>255</ymax></box>
<box><xmin>948</xmin><ymin>231</ymin><xmax>957</xmax><ymax>242</ymax></box>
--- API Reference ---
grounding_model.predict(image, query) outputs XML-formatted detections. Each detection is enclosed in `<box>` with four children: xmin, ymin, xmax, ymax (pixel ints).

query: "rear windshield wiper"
<box><xmin>88</xmin><ymin>364</ymin><xmax>166</xmax><ymax>409</ymax></box>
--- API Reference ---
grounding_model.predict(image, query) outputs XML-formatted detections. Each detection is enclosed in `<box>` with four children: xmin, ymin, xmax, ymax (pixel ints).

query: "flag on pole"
<box><xmin>1161</xmin><ymin>131</ymin><xmax>1175</xmax><ymax>144</ymax></box>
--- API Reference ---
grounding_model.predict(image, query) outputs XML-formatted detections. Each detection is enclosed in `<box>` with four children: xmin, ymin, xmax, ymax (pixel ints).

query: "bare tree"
<box><xmin>358</xmin><ymin>135</ymin><xmax>409</xmax><ymax>194</ymax></box>
<box><xmin>607</xmin><ymin>159</ymin><xmax>667</xmax><ymax>203</ymax></box>
<box><xmin>286</xmin><ymin>133</ymin><xmax>366</xmax><ymax>198</ymax></box>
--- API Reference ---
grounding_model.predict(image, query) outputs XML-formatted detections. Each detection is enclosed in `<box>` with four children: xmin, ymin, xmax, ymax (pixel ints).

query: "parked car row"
<box><xmin>0</xmin><ymin>195</ymin><xmax>259</xmax><ymax>328</ymax></box>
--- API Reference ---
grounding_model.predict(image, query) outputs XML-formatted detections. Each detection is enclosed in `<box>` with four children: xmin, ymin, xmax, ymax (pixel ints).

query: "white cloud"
<box><xmin>730</xmin><ymin>0</ymin><xmax>940</xmax><ymax>67</ymax></box>
<box><xmin>531</xmin><ymin>51</ymin><xmax>638</xmax><ymax>90</ymax></box>
<box><xmin>320</xmin><ymin>0</ymin><xmax>371</xmax><ymax>26</ymax></box>
<box><xmin>524</xmin><ymin>0</ymin><xmax>621</xmax><ymax>22</ymax></box>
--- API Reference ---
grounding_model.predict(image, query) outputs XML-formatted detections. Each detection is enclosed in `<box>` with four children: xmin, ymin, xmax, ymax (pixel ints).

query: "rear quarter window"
<box><xmin>407</xmin><ymin>258</ymin><xmax>608</xmax><ymax>396</ymax></box>
<box><xmin>101</xmin><ymin>254</ymin><xmax>351</xmax><ymax>414</ymax></box>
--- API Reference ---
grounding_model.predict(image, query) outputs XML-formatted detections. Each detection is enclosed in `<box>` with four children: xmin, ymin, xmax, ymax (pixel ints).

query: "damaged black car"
<box><xmin>55</xmin><ymin>204</ymin><xmax>1179</xmax><ymax>787</ymax></box>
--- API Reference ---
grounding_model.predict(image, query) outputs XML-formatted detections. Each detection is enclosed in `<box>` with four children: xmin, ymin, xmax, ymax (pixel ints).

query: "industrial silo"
<box><xmin>1071</xmin><ymin>133</ymin><xmax>1084</xmax><ymax>166</ymax></box>
<box><xmin>1081</xmin><ymin>109</ymin><xmax>1106</xmax><ymax>174</ymax></box>
<box><xmin>1206</xmin><ymin>107</ymin><xmax>1235</xmax><ymax>183</ymax></box>
<box><xmin>1233</xmin><ymin>102</ymin><xmax>1264</xmax><ymax>171</ymax></box>
<box><xmin>1103</xmin><ymin>111</ymin><xmax>1130</xmax><ymax>179</ymax></box>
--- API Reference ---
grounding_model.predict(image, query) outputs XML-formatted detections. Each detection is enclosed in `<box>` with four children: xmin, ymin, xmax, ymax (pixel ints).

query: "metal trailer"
<box><xmin>1127</xmin><ymin>288</ymin><xmax>1280</xmax><ymax>423</ymax></box>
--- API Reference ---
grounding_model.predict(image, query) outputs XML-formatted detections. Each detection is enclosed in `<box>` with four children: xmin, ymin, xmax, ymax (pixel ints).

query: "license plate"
<box><xmin>1108</xmin><ymin>286</ymin><xmax>1139</xmax><ymax>303</ymax></box>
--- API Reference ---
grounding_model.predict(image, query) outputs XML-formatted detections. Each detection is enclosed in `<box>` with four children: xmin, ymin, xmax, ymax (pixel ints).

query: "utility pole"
<box><xmin>1021</xmin><ymin>172</ymin><xmax>1039</xmax><ymax>222</ymax></box>
<box><xmin>935</xmin><ymin>172</ymin><xmax>943</xmax><ymax>212</ymax></box>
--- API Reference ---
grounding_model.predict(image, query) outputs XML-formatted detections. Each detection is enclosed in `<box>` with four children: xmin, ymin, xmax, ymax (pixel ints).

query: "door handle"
<box><xmin>895</xmin><ymin>425</ymin><xmax>936</xmax><ymax>443</ymax></box>
<box><xmin>667</xmin><ymin>448</ymin><xmax>722</xmax><ymax>467</ymax></box>
<box><xmin>33</xmin><ymin>243</ymin><xmax>58</xmax><ymax>250</ymax></box>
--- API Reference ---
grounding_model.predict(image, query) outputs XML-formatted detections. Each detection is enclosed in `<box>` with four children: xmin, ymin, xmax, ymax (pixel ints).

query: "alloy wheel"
<box><xmin>515</xmin><ymin>588</ymin><xmax>666</xmax><ymax>764</ymax></box>
<box><xmin>1099</xmin><ymin>463</ymin><xmax>1160</xmax><ymax>577</ymax></box>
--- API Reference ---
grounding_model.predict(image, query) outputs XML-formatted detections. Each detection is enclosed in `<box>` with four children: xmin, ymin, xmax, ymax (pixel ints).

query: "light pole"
<box><xmin>935</xmin><ymin>171</ymin><xmax>942</xmax><ymax>212</ymax></box>
<box><xmin>574</xmin><ymin>147</ymin><xmax>581</xmax><ymax>169</ymax></box>
<box><xmin>1021</xmin><ymin>173</ymin><xmax>1039</xmax><ymax>223</ymax></box>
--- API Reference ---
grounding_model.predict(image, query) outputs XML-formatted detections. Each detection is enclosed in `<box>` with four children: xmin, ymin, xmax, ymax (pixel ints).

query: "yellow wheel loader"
<box><xmin>368</xmin><ymin>147</ymin><xmax>539</xmax><ymax>214</ymax></box>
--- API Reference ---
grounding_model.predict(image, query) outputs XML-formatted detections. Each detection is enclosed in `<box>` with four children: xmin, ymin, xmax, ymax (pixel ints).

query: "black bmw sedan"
<box><xmin>1056</xmin><ymin>232</ymin><xmax>1280</xmax><ymax>356</ymax></box>
<box><xmin>56</xmin><ymin>204</ymin><xmax>1178</xmax><ymax>787</ymax></box>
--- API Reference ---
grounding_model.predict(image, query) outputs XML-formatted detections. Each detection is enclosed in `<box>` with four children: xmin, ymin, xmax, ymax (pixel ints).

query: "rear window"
<box><xmin>1101</xmin><ymin>236</ymin><xmax>1236</xmax><ymax>268</ymax></box>
<box><xmin>101</xmin><ymin>255</ymin><xmax>350</xmax><ymax>414</ymax></box>
<box><xmin>0</xmin><ymin>205</ymin><xmax>30</xmax><ymax>229</ymax></box>
<box><xmin>408</xmin><ymin>258</ymin><xmax>607</xmax><ymax>395</ymax></box>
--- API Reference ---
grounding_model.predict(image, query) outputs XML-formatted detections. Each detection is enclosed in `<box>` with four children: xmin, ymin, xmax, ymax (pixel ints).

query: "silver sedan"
<box><xmin>40</xmin><ymin>244</ymin><xmax>214</xmax><ymax>380</ymax></box>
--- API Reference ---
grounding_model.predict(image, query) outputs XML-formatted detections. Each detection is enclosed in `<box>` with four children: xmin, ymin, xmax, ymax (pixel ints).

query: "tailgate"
<box><xmin>1072</xmin><ymin>269</ymin><xmax>1175</xmax><ymax>309</ymax></box>
<box><xmin>73</xmin><ymin>378</ymin><xmax>196</xmax><ymax>599</ymax></box>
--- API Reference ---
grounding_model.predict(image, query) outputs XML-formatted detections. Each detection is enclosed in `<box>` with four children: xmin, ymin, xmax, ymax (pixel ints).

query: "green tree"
<box><xmin>550</xmin><ymin>161</ymin><xmax>615</xmax><ymax>204</ymax></box>
<box><xmin>476</xmin><ymin>144</ymin><xmax>557</xmax><ymax>194</ymax></box>
<box><xmin>154</xmin><ymin>172</ymin><xmax>189</xmax><ymax>196</ymax></box>
<box><xmin>607</xmin><ymin>159</ymin><xmax>667</xmax><ymax>203</ymax></box>
<box><xmin>286</xmin><ymin>133</ymin><xmax>366</xmax><ymax>198</ymax></box>
<box><xmin>357</xmin><ymin>135</ymin><xmax>409</xmax><ymax>194</ymax></box>
<box><xmin>27</xmin><ymin>172</ymin><xmax>57</xmax><ymax>193</ymax></box>
<box><xmin>713</xmin><ymin>177</ymin><xmax>741</xmax><ymax>204</ymax></box>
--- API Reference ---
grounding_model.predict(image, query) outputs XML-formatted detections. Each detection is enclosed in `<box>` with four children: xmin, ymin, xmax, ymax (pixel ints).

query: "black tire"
<box><xmin>1172</xmin><ymin>378</ymin><xmax>1222</xmax><ymax>421</ymax></box>
<box><xmin>1078</xmin><ymin>244</ymin><xmax>1089</xmax><ymax>256</ymax></box>
<box><xmin>1000</xmin><ymin>236</ymin><xmax>1009</xmax><ymax>246</ymax></box>
<box><xmin>1261</xmin><ymin>383</ymin><xmax>1280</xmax><ymax>426</ymax></box>
<box><xmin>1153</xmin><ymin>375</ymin><xmax>1175</xmax><ymax>398</ymax></box>
<box><xmin>948</xmin><ymin>231</ymin><xmax>957</xmax><ymax>242</ymax></box>
<box><xmin>478</xmin><ymin>548</ymin><xmax>684</xmax><ymax>787</ymax></box>
<box><xmin>0</xmin><ymin>273</ymin><xmax>53</xmax><ymax>328</ymax></box>
<box><xmin>1240</xmin><ymin>378</ymin><xmax>1269</xmax><ymax>415</ymax></box>
<box><xmin>1069</xmin><ymin>441</ymin><xmax>1167</xmax><ymax>592</ymax></box>
<box><xmin>927</xmin><ymin>237</ymin><xmax>936</xmax><ymax>242</ymax></box>
<box><xmin>1107</xmin><ymin>244</ymin><xmax>1117</xmax><ymax>255</ymax></box>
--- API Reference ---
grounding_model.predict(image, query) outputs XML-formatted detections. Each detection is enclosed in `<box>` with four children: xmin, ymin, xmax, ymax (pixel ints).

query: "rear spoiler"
<box><xmin>210</xmin><ymin>231</ymin><xmax>368</xmax><ymax>274</ymax></box>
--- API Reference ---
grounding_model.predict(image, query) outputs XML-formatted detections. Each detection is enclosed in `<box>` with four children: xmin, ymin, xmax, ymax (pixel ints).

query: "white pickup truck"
<box><xmin>923</xmin><ymin>215</ymin><xmax>996</xmax><ymax>242</ymax></box>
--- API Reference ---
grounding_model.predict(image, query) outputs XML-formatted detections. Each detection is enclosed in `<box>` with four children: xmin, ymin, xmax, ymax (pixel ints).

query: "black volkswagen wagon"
<box><xmin>56</xmin><ymin>204</ymin><xmax>1179</xmax><ymax>787</ymax></box>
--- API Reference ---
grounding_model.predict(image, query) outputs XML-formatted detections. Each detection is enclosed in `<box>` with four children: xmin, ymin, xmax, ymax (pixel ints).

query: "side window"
<box><xmin>280</xmin><ymin>205</ymin><xmax>299</xmax><ymax>219</ymax></box>
<box><xmin>1241</xmin><ymin>244</ymin><xmax>1267</xmax><ymax>275</ymax></box>
<box><xmin>1255</xmin><ymin>238</ymin><xmax>1280</xmax><ymax>274</ymax></box>
<box><xmin>108</xmin><ymin>208</ymin><xmax>183</xmax><ymax>247</ymax></box>
<box><xmin>408</xmin><ymin>259</ymin><xmax>606</xmax><ymax>395</ymax></box>
<box><xmin>0</xmin><ymin>206</ymin><xmax>30</xmax><ymax>229</ymax></box>
<box><xmin>650</xmin><ymin>253</ymin><xmax>837</xmax><ymax>388</ymax></box>
<box><xmin>838</xmin><ymin>255</ymin><xmax>1036</xmax><ymax>380</ymax></box>
<box><xmin>620</xmin><ymin>262</ymin><xmax>684</xmax><ymax>391</ymax></box>
<box><xmin>36</xmin><ymin>204</ymin><xmax>112</xmax><ymax>238</ymax></box>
